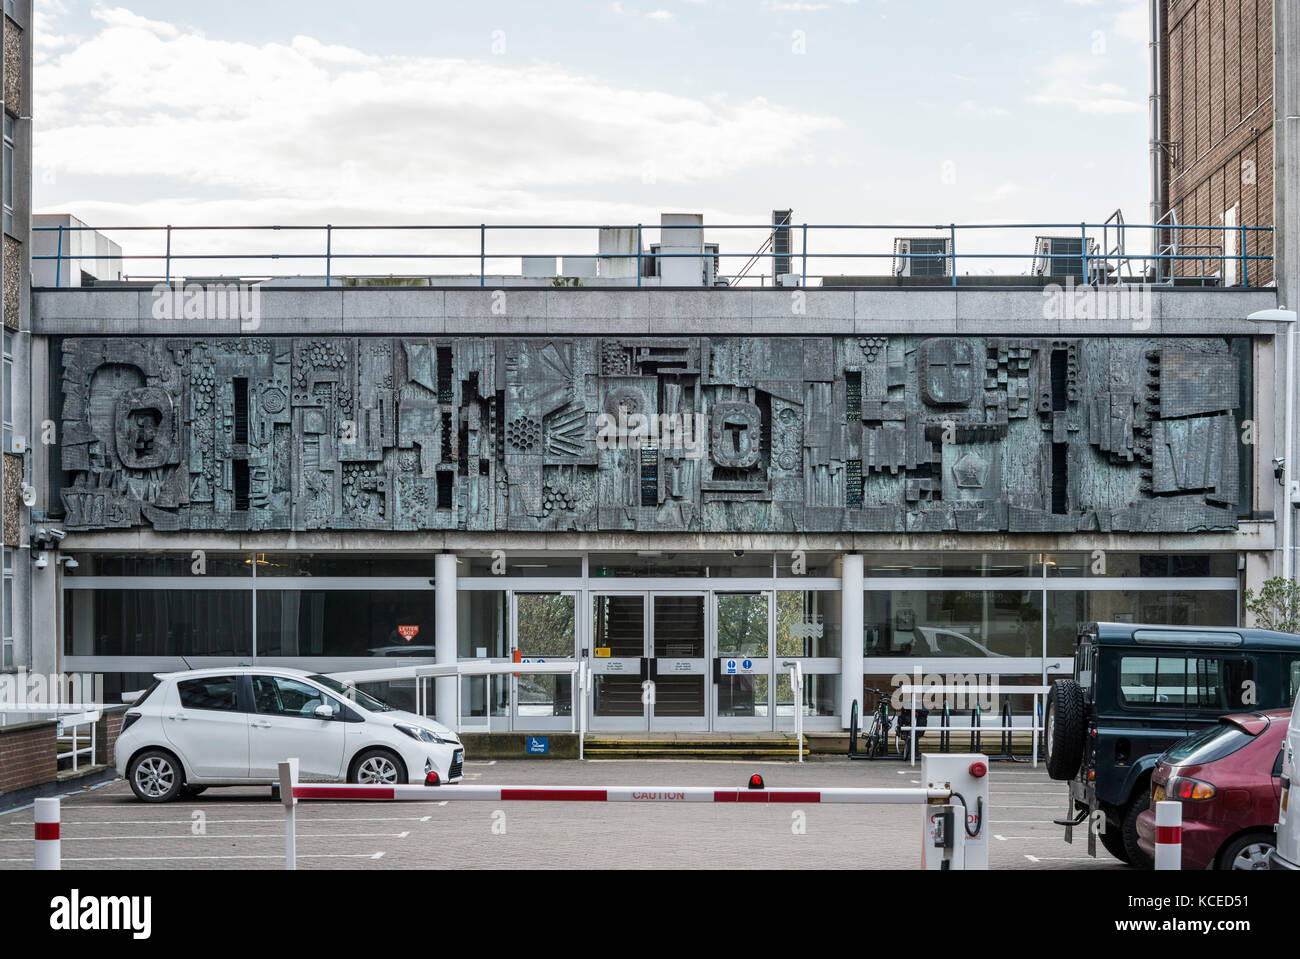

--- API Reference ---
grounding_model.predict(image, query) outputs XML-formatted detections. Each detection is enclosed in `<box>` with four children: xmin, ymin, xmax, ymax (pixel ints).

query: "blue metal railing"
<box><xmin>34</xmin><ymin>220</ymin><xmax>1275</xmax><ymax>289</ymax></box>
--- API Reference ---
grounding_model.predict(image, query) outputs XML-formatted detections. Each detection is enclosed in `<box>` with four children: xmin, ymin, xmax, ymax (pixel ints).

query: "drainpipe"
<box><xmin>1149</xmin><ymin>0</ymin><xmax>1166</xmax><ymax>263</ymax></box>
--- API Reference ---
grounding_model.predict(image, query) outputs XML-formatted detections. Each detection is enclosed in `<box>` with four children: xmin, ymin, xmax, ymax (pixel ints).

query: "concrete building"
<box><xmin>5</xmin><ymin>2</ymin><xmax>1300</xmax><ymax>740</ymax></box>
<box><xmin>1</xmin><ymin>0</ymin><xmax>32</xmax><ymax>675</ymax></box>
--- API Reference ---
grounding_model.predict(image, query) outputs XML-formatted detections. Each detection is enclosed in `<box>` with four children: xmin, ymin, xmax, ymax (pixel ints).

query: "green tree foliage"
<box><xmin>1244</xmin><ymin>577</ymin><xmax>1300</xmax><ymax>633</ymax></box>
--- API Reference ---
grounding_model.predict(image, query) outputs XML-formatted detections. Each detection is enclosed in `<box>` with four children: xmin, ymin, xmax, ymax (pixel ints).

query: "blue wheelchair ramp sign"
<box><xmin>525</xmin><ymin>736</ymin><xmax>549</xmax><ymax>755</ymax></box>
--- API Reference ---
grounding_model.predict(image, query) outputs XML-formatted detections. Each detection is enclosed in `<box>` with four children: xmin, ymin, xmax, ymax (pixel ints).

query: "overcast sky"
<box><xmin>31</xmin><ymin>0</ymin><xmax>1156</xmax><ymax>276</ymax></box>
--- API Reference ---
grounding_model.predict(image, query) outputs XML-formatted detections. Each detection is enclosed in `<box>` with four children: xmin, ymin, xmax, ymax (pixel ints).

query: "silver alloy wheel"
<box><xmin>1230</xmin><ymin>841</ymin><xmax>1274</xmax><ymax>870</ymax></box>
<box><xmin>134</xmin><ymin>756</ymin><xmax>176</xmax><ymax>799</ymax></box>
<box><xmin>356</xmin><ymin>755</ymin><xmax>399</xmax><ymax>784</ymax></box>
<box><xmin>1046</xmin><ymin>708</ymin><xmax>1055</xmax><ymax>759</ymax></box>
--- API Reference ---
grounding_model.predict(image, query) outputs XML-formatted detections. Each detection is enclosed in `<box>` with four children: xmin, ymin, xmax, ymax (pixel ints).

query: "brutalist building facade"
<box><xmin>21</xmin><ymin>255</ymin><xmax>1288</xmax><ymax>735</ymax></box>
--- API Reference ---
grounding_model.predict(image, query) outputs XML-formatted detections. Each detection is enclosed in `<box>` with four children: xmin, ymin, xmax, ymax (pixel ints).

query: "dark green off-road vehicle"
<box><xmin>1046</xmin><ymin>622</ymin><xmax>1300</xmax><ymax>867</ymax></box>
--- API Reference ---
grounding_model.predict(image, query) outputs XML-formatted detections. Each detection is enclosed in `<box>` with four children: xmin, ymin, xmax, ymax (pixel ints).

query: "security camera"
<box><xmin>33</xmin><ymin>551</ymin><xmax>48</xmax><ymax>570</ymax></box>
<box><xmin>732</xmin><ymin>549</ymin><xmax>745</xmax><ymax>558</ymax></box>
<box><xmin>59</xmin><ymin>556</ymin><xmax>78</xmax><ymax>570</ymax></box>
<box><xmin>47</xmin><ymin>528</ymin><xmax>66</xmax><ymax>543</ymax></box>
<box><xmin>19</xmin><ymin>484</ymin><xmax>35</xmax><ymax>507</ymax></box>
<box><xmin>1275</xmin><ymin>458</ymin><xmax>1286</xmax><ymax>482</ymax></box>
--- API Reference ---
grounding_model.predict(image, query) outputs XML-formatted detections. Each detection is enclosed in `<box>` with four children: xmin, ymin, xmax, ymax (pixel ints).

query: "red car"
<box><xmin>1136</xmin><ymin>710</ymin><xmax>1289</xmax><ymax>870</ymax></box>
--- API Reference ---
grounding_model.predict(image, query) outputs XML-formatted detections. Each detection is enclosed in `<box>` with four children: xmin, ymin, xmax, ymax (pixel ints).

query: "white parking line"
<box><xmin>0</xmin><ymin>853</ymin><xmax>384</xmax><ymax>863</ymax></box>
<box><xmin>0</xmin><ymin>816</ymin><xmax>437</xmax><ymax>826</ymax></box>
<box><xmin>1024</xmin><ymin>854</ymin><xmax>1100</xmax><ymax>862</ymax></box>
<box><xmin>0</xmin><ymin>831</ymin><xmax>410</xmax><ymax>842</ymax></box>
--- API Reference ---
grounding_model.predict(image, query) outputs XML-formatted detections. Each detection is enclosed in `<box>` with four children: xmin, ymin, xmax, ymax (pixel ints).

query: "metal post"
<box><xmin>34</xmin><ymin>798</ymin><xmax>60</xmax><ymax>870</ymax></box>
<box><xmin>164</xmin><ymin>225</ymin><xmax>173</xmax><ymax>286</ymax></box>
<box><xmin>949</xmin><ymin>224</ymin><xmax>957</xmax><ymax>287</ymax></box>
<box><xmin>54</xmin><ymin>225</ymin><xmax>64</xmax><ymax>287</ymax></box>
<box><xmin>1241</xmin><ymin>225</ymin><xmax>1249</xmax><ymax>288</ymax></box>
<box><xmin>278</xmin><ymin>759</ymin><xmax>299</xmax><ymax>870</ymax></box>
<box><xmin>1081</xmin><ymin>222</ymin><xmax>1089</xmax><ymax>284</ymax></box>
<box><xmin>1154</xmin><ymin>800</ymin><xmax>1182</xmax><ymax>869</ymax></box>
<box><xmin>479</xmin><ymin>224</ymin><xmax>486</xmax><ymax>287</ymax></box>
<box><xmin>325</xmin><ymin>224</ymin><xmax>333</xmax><ymax>288</ymax></box>
<box><xmin>801</xmin><ymin>223</ymin><xmax>808</xmax><ymax>288</ymax></box>
<box><xmin>636</xmin><ymin>224</ymin><xmax>643</xmax><ymax>288</ymax></box>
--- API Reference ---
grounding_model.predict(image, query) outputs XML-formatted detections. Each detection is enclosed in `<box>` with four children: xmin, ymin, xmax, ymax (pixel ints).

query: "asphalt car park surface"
<box><xmin>0</xmin><ymin>759</ymin><xmax>1125</xmax><ymax>870</ymax></box>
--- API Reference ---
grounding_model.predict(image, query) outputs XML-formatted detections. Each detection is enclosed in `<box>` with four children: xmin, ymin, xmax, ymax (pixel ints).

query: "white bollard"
<box><xmin>278</xmin><ymin>759</ymin><xmax>299</xmax><ymax>871</ymax></box>
<box><xmin>34</xmin><ymin>797</ymin><xmax>60</xmax><ymax>870</ymax></box>
<box><xmin>1154</xmin><ymin>800</ymin><xmax>1182</xmax><ymax>870</ymax></box>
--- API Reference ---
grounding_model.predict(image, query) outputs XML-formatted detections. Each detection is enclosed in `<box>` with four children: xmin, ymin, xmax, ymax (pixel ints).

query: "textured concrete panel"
<box><xmin>58</xmin><ymin>335</ymin><xmax>1244</xmax><ymax>533</ymax></box>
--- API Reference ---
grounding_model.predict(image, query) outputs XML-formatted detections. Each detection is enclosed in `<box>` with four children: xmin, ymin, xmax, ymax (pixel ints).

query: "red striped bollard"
<box><xmin>1154</xmin><ymin>800</ymin><xmax>1182</xmax><ymax>870</ymax></box>
<box><xmin>34</xmin><ymin>797</ymin><xmax>60</xmax><ymax>870</ymax></box>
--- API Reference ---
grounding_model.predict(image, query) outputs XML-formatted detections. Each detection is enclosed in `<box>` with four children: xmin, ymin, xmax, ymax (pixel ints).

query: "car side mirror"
<box><xmin>315</xmin><ymin>704</ymin><xmax>335</xmax><ymax>719</ymax></box>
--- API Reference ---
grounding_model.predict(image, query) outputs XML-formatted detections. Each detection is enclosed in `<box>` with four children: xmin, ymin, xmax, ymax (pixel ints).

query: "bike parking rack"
<box><xmin>900</xmin><ymin>684</ymin><xmax>1047</xmax><ymax>768</ymax></box>
<box><xmin>275</xmin><ymin>753</ymin><xmax>991</xmax><ymax>870</ymax></box>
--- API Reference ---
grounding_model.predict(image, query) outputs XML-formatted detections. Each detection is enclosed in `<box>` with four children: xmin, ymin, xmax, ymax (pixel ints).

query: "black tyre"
<box><xmin>179</xmin><ymin>784</ymin><xmax>208</xmax><ymax>798</ymax></box>
<box><xmin>127</xmin><ymin>749</ymin><xmax>185</xmax><ymax>803</ymax></box>
<box><xmin>1217</xmin><ymin>831</ymin><xmax>1275</xmax><ymax>870</ymax></box>
<box><xmin>1118</xmin><ymin>794</ymin><xmax>1153</xmax><ymax>869</ymax></box>
<box><xmin>349</xmin><ymin>749</ymin><xmax>407</xmax><ymax>785</ymax></box>
<box><xmin>1045</xmin><ymin>679</ymin><xmax>1085</xmax><ymax>780</ymax></box>
<box><xmin>1098</xmin><ymin>805</ymin><xmax>1132</xmax><ymax>864</ymax></box>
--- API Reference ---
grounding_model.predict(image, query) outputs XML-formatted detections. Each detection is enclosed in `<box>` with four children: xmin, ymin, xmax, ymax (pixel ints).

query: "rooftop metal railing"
<box><xmin>32</xmin><ymin>220</ymin><xmax>1274</xmax><ymax>289</ymax></box>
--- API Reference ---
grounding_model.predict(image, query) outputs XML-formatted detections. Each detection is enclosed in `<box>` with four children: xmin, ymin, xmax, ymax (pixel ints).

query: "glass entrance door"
<box><xmin>510</xmin><ymin>592</ymin><xmax>577</xmax><ymax>731</ymax></box>
<box><xmin>590</xmin><ymin>593</ymin><xmax>648</xmax><ymax>731</ymax></box>
<box><xmin>713</xmin><ymin>591</ymin><xmax>772</xmax><ymax>731</ymax></box>
<box><xmin>649</xmin><ymin>593</ymin><xmax>708</xmax><ymax>732</ymax></box>
<box><xmin>588</xmin><ymin>592</ymin><xmax>709</xmax><ymax>731</ymax></box>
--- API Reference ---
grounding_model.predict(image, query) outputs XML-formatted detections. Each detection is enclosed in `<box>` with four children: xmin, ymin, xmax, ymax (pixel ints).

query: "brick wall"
<box><xmin>94</xmin><ymin>707</ymin><xmax>127</xmax><ymax>768</ymax></box>
<box><xmin>0</xmin><ymin>720</ymin><xmax>57</xmax><ymax>794</ymax></box>
<box><xmin>1164</xmin><ymin>0</ymin><xmax>1274</xmax><ymax>286</ymax></box>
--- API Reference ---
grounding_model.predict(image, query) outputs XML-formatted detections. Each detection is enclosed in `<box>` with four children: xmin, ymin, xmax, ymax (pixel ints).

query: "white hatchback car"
<box><xmin>115</xmin><ymin>667</ymin><xmax>464</xmax><ymax>802</ymax></box>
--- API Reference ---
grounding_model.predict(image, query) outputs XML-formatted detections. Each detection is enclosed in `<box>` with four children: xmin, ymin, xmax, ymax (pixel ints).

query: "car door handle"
<box><xmin>168</xmin><ymin>714</ymin><xmax>188</xmax><ymax>721</ymax></box>
<box><xmin>251</xmin><ymin>720</ymin><xmax>272</xmax><ymax>728</ymax></box>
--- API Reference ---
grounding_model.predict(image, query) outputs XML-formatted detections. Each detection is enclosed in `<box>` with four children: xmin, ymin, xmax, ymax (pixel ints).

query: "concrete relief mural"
<box><xmin>58</xmin><ymin>335</ymin><xmax>1244</xmax><ymax>533</ymax></box>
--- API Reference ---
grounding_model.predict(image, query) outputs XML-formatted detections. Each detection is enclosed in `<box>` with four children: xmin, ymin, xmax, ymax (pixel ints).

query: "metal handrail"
<box><xmin>32</xmin><ymin>221</ymin><xmax>1275</xmax><ymax>289</ymax></box>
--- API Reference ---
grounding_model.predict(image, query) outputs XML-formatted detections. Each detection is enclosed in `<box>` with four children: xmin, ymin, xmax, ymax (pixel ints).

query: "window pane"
<box><xmin>257</xmin><ymin>590</ymin><xmax>436</xmax><ymax>657</ymax></box>
<box><xmin>64</xmin><ymin>553</ymin><xmax>252</xmax><ymax>577</ymax></box>
<box><xmin>865</xmin><ymin>590</ymin><xmax>1041</xmax><ymax>657</ymax></box>
<box><xmin>716</xmin><ymin>593</ymin><xmax>768</xmax><ymax>656</ymax></box>
<box><xmin>252</xmin><ymin>675</ymin><xmax>339</xmax><ymax>717</ymax></box>
<box><xmin>65</xmin><ymin>589</ymin><xmax>253</xmax><ymax>656</ymax></box>
<box><xmin>776</xmin><ymin>589</ymin><xmax>841</xmax><ymax>657</ymax></box>
<box><xmin>177</xmin><ymin>676</ymin><xmax>240</xmax><ymax>712</ymax></box>
<box><xmin>862</xmin><ymin>552</ymin><xmax>1038</xmax><ymax>578</ymax></box>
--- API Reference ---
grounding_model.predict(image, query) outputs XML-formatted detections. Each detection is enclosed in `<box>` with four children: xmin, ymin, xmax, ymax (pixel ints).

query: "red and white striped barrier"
<box><xmin>276</xmin><ymin>754</ymin><xmax>990</xmax><ymax>870</ymax></box>
<box><xmin>34</xmin><ymin>797</ymin><xmax>60</xmax><ymax>870</ymax></box>
<box><xmin>1153</xmin><ymin>799</ymin><xmax>1182</xmax><ymax>870</ymax></box>
<box><xmin>291</xmin><ymin>783</ymin><xmax>948</xmax><ymax>804</ymax></box>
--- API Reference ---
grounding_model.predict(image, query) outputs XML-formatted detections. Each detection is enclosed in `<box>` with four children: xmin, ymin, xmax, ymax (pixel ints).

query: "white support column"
<box><xmin>840</xmin><ymin>552</ymin><xmax>864</xmax><ymax>728</ymax></box>
<box><xmin>434</xmin><ymin>552</ymin><xmax>458</xmax><ymax>729</ymax></box>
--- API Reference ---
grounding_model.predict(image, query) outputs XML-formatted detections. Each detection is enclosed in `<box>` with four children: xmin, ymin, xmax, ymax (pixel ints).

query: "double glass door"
<box><xmin>589</xmin><ymin>592</ymin><xmax>709</xmax><ymax>731</ymax></box>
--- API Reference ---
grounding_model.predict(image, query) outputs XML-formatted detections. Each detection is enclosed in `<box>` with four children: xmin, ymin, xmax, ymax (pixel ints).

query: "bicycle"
<box><xmin>860</xmin><ymin>687</ymin><xmax>893</xmax><ymax>758</ymax></box>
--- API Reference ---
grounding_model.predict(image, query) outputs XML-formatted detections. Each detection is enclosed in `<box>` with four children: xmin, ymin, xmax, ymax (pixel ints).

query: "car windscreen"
<box><xmin>308</xmin><ymin>674</ymin><xmax>394</xmax><ymax>712</ymax></box>
<box><xmin>1163</xmin><ymin>722</ymin><xmax>1256</xmax><ymax>766</ymax></box>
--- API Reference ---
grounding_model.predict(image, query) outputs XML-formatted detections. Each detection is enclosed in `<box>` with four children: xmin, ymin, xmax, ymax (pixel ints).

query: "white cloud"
<box><xmin>646</xmin><ymin>9</ymin><xmax>674</xmax><ymax>20</ymax></box>
<box><xmin>34</xmin><ymin>7</ymin><xmax>840</xmax><ymax>224</ymax></box>
<box><xmin>1028</xmin><ymin>54</ymin><xmax>1143</xmax><ymax>115</ymax></box>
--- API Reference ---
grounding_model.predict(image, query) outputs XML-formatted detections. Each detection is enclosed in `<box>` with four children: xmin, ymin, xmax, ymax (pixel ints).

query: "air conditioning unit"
<box><xmin>892</xmin><ymin>237</ymin><xmax>952</xmax><ymax>277</ymax></box>
<box><xmin>1032</xmin><ymin>236</ymin><xmax>1100</xmax><ymax>278</ymax></box>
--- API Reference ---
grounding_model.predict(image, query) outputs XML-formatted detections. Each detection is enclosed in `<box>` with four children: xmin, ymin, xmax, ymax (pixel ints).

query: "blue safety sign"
<box><xmin>526</xmin><ymin>736</ymin><xmax>549</xmax><ymax>755</ymax></box>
